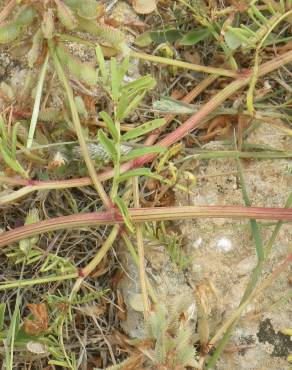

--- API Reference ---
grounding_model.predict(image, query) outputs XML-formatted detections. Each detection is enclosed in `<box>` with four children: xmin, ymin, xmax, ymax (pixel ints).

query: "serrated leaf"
<box><xmin>99</xmin><ymin>111</ymin><xmax>119</xmax><ymax>141</ymax></box>
<box><xmin>98</xmin><ymin>129</ymin><xmax>117</xmax><ymax>161</ymax></box>
<box><xmin>121</xmin><ymin>146</ymin><xmax>166</xmax><ymax>162</ymax></box>
<box><xmin>122</xmin><ymin>118</ymin><xmax>166</xmax><ymax>141</ymax></box>
<box><xmin>179</xmin><ymin>28</ymin><xmax>210</xmax><ymax>45</ymax></box>
<box><xmin>114</xmin><ymin>196</ymin><xmax>134</xmax><ymax>233</ymax></box>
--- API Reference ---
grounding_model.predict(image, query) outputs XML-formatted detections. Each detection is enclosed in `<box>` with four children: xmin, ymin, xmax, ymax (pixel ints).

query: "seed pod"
<box><xmin>28</xmin><ymin>29</ymin><xmax>43</xmax><ymax>67</ymax></box>
<box><xmin>71</xmin><ymin>143</ymin><xmax>131</xmax><ymax>164</ymax></box>
<box><xmin>41</xmin><ymin>8</ymin><xmax>55</xmax><ymax>39</ymax></box>
<box><xmin>55</xmin><ymin>0</ymin><xmax>78</xmax><ymax>30</ymax></box>
<box><xmin>56</xmin><ymin>43</ymin><xmax>98</xmax><ymax>86</ymax></box>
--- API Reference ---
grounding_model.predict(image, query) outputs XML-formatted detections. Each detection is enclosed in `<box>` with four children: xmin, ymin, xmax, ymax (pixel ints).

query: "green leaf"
<box><xmin>0</xmin><ymin>303</ymin><xmax>6</xmax><ymax>331</ymax></box>
<box><xmin>121</xmin><ymin>146</ymin><xmax>166</xmax><ymax>162</ymax></box>
<box><xmin>135</xmin><ymin>31</ymin><xmax>153</xmax><ymax>47</ymax></box>
<box><xmin>224</xmin><ymin>30</ymin><xmax>243</xmax><ymax>50</ymax></box>
<box><xmin>179</xmin><ymin>28</ymin><xmax>210</xmax><ymax>45</ymax></box>
<box><xmin>11</xmin><ymin>122</ymin><xmax>21</xmax><ymax>161</ymax></box>
<box><xmin>149</xmin><ymin>28</ymin><xmax>183</xmax><ymax>44</ymax></box>
<box><xmin>0</xmin><ymin>139</ymin><xmax>27</xmax><ymax>178</ymax></box>
<box><xmin>118</xmin><ymin>168</ymin><xmax>159</xmax><ymax>182</ymax></box>
<box><xmin>116</xmin><ymin>93</ymin><xmax>129</xmax><ymax>121</ymax></box>
<box><xmin>122</xmin><ymin>118</ymin><xmax>166</xmax><ymax>141</ymax></box>
<box><xmin>119</xmin><ymin>92</ymin><xmax>146</xmax><ymax>120</ymax></box>
<box><xmin>99</xmin><ymin>111</ymin><xmax>119</xmax><ymax>141</ymax></box>
<box><xmin>98</xmin><ymin>129</ymin><xmax>117</xmax><ymax>161</ymax></box>
<box><xmin>95</xmin><ymin>44</ymin><xmax>107</xmax><ymax>82</ymax></box>
<box><xmin>114</xmin><ymin>196</ymin><xmax>134</xmax><ymax>233</ymax></box>
<box><xmin>110</xmin><ymin>58</ymin><xmax>119</xmax><ymax>101</ymax></box>
<box><xmin>123</xmin><ymin>75</ymin><xmax>156</xmax><ymax>96</ymax></box>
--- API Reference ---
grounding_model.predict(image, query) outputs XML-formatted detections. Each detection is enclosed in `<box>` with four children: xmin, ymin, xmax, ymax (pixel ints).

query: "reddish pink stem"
<box><xmin>0</xmin><ymin>205</ymin><xmax>291</xmax><ymax>248</ymax></box>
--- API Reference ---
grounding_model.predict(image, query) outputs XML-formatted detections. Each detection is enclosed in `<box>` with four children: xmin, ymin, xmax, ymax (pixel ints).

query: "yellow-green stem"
<box><xmin>130</xmin><ymin>51</ymin><xmax>237</xmax><ymax>78</ymax></box>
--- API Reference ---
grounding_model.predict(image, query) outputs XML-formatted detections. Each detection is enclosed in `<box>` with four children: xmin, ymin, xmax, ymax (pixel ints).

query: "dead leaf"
<box><xmin>132</xmin><ymin>0</ymin><xmax>157</xmax><ymax>14</ymax></box>
<box><xmin>24</xmin><ymin>303</ymin><xmax>48</xmax><ymax>335</ymax></box>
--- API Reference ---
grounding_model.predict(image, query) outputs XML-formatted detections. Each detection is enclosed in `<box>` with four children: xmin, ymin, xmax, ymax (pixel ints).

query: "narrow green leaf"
<box><xmin>120</xmin><ymin>92</ymin><xmax>146</xmax><ymax>120</ymax></box>
<box><xmin>11</xmin><ymin>122</ymin><xmax>21</xmax><ymax>160</ymax></box>
<box><xmin>98</xmin><ymin>129</ymin><xmax>116</xmax><ymax>161</ymax></box>
<box><xmin>123</xmin><ymin>75</ymin><xmax>156</xmax><ymax>95</ymax></box>
<box><xmin>0</xmin><ymin>139</ymin><xmax>27</xmax><ymax>178</ymax></box>
<box><xmin>121</xmin><ymin>146</ymin><xmax>166</xmax><ymax>162</ymax></box>
<box><xmin>95</xmin><ymin>44</ymin><xmax>107</xmax><ymax>82</ymax></box>
<box><xmin>122</xmin><ymin>118</ymin><xmax>166</xmax><ymax>141</ymax></box>
<box><xmin>99</xmin><ymin>111</ymin><xmax>119</xmax><ymax>141</ymax></box>
<box><xmin>118</xmin><ymin>167</ymin><xmax>158</xmax><ymax>182</ymax></box>
<box><xmin>0</xmin><ymin>303</ymin><xmax>6</xmax><ymax>331</ymax></box>
<box><xmin>0</xmin><ymin>115</ymin><xmax>8</xmax><ymax>143</ymax></box>
<box><xmin>114</xmin><ymin>196</ymin><xmax>134</xmax><ymax>233</ymax></box>
<box><xmin>110</xmin><ymin>58</ymin><xmax>120</xmax><ymax>101</ymax></box>
<box><xmin>116</xmin><ymin>93</ymin><xmax>129</xmax><ymax>121</ymax></box>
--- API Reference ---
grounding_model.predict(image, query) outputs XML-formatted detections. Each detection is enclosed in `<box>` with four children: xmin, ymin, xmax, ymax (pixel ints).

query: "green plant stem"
<box><xmin>0</xmin><ymin>273</ymin><xmax>78</xmax><ymax>291</ymax></box>
<box><xmin>130</xmin><ymin>51</ymin><xmax>237</xmax><ymax>78</ymax></box>
<box><xmin>70</xmin><ymin>225</ymin><xmax>120</xmax><ymax>297</ymax></box>
<box><xmin>0</xmin><ymin>206</ymin><xmax>291</xmax><ymax>248</ymax></box>
<box><xmin>48</xmin><ymin>39</ymin><xmax>111</xmax><ymax>210</ymax></box>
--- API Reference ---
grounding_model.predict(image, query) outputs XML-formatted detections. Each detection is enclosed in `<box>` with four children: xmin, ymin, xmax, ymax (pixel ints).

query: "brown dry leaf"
<box><xmin>24</xmin><ymin>303</ymin><xmax>48</xmax><ymax>335</ymax></box>
<box><xmin>132</xmin><ymin>0</ymin><xmax>157</xmax><ymax>14</ymax></box>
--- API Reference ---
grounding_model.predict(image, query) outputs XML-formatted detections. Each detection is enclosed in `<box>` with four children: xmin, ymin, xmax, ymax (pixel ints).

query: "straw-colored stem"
<box><xmin>130</xmin><ymin>51</ymin><xmax>237</xmax><ymax>78</ymax></box>
<box><xmin>133</xmin><ymin>176</ymin><xmax>150</xmax><ymax>319</ymax></box>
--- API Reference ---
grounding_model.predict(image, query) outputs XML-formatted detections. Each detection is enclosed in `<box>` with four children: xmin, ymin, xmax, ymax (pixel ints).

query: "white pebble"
<box><xmin>215</xmin><ymin>237</ymin><xmax>233</xmax><ymax>252</ymax></box>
